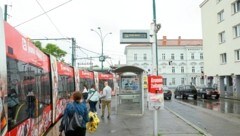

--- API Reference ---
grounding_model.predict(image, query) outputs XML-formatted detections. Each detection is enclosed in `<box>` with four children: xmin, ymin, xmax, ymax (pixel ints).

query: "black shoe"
<box><xmin>107</xmin><ymin>115</ymin><xmax>110</xmax><ymax>119</ymax></box>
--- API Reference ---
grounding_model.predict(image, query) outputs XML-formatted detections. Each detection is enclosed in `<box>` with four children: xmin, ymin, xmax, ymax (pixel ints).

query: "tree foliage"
<box><xmin>33</xmin><ymin>41</ymin><xmax>67</xmax><ymax>62</ymax></box>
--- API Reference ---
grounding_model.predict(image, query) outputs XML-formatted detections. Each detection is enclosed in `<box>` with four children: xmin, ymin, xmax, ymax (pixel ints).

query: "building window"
<box><xmin>220</xmin><ymin>53</ymin><xmax>227</xmax><ymax>64</ymax></box>
<box><xmin>233</xmin><ymin>24</ymin><xmax>240</xmax><ymax>38</ymax></box>
<box><xmin>181</xmin><ymin>78</ymin><xmax>185</xmax><ymax>85</ymax></box>
<box><xmin>180</xmin><ymin>53</ymin><xmax>184</xmax><ymax>60</ymax></box>
<box><xmin>191</xmin><ymin>53</ymin><xmax>195</xmax><ymax>60</ymax></box>
<box><xmin>219</xmin><ymin>31</ymin><xmax>226</xmax><ymax>43</ymax></box>
<box><xmin>192</xmin><ymin>66</ymin><xmax>195</xmax><ymax>73</ymax></box>
<box><xmin>235</xmin><ymin>49</ymin><xmax>240</xmax><ymax>61</ymax></box>
<box><xmin>163</xmin><ymin>78</ymin><xmax>167</xmax><ymax>85</ymax></box>
<box><xmin>134</xmin><ymin>54</ymin><xmax>137</xmax><ymax>61</ymax></box>
<box><xmin>162</xmin><ymin>53</ymin><xmax>165</xmax><ymax>60</ymax></box>
<box><xmin>201</xmin><ymin>66</ymin><xmax>204</xmax><ymax>72</ymax></box>
<box><xmin>200</xmin><ymin>53</ymin><xmax>203</xmax><ymax>60</ymax></box>
<box><xmin>172</xmin><ymin>67</ymin><xmax>175</xmax><ymax>73</ymax></box>
<box><xmin>232</xmin><ymin>0</ymin><xmax>240</xmax><ymax>14</ymax></box>
<box><xmin>143</xmin><ymin>53</ymin><xmax>147</xmax><ymax>60</ymax></box>
<box><xmin>181</xmin><ymin>67</ymin><xmax>184</xmax><ymax>73</ymax></box>
<box><xmin>217</xmin><ymin>10</ymin><xmax>224</xmax><ymax>23</ymax></box>
<box><xmin>171</xmin><ymin>54</ymin><xmax>175</xmax><ymax>60</ymax></box>
<box><xmin>172</xmin><ymin>78</ymin><xmax>175</xmax><ymax>85</ymax></box>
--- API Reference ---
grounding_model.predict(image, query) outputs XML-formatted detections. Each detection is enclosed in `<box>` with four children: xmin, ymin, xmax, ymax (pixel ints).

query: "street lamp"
<box><xmin>91</xmin><ymin>27</ymin><xmax>112</xmax><ymax>71</ymax></box>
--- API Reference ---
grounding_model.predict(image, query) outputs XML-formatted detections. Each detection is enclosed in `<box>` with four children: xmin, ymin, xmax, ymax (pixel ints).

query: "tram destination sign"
<box><xmin>120</xmin><ymin>30</ymin><xmax>150</xmax><ymax>44</ymax></box>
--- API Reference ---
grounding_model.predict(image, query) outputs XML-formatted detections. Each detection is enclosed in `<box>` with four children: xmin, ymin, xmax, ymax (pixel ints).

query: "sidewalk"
<box><xmin>46</xmin><ymin>97</ymin><xmax>204</xmax><ymax>136</ymax></box>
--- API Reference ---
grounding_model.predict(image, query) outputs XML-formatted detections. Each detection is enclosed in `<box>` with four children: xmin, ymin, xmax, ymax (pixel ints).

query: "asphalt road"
<box><xmin>165</xmin><ymin>98</ymin><xmax>240</xmax><ymax>136</ymax></box>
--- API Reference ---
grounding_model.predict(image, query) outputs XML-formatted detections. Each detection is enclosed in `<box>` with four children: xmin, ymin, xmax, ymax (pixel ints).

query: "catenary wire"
<box><xmin>14</xmin><ymin>0</ymin><xmax>72</xmax><ymax>27</ymax></box>
<box><xmin>35</xmin><ymin>0</ymin><xmax>65</xmax><ymax>38</ymax></box>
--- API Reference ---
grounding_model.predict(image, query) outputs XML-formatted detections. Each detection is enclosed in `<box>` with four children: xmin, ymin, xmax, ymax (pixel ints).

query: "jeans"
<box><xmin>89</xmin><ymin>100</ymin><xmax>98</xmax><ymax>112</ymax></box>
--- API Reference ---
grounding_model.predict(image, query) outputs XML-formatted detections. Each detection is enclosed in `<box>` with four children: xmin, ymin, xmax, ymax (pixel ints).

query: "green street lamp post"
<box><xmin>91</xmin><ymin>27</ymin><xmax>112</xmax><ymax>71</ymax></box>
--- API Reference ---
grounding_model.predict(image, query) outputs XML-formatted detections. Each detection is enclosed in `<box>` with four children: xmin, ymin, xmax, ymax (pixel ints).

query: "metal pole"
<box><xmin>152</xmin><ymin>0</ymin><xmax>158</xmax><ymax>136</ymax></box>
<box><xmin>91</xmin><ymin>28</ymin><xmax>111</xmax><ymax>72</ymax></box>
<box><xmin>72</xmin><ymin>38</ymin><xmax>76</xmax><ymax>67</ymax></box>
<box><xmin>4</xmin><ymin>5</ymin><xmax>7</xmax><ymax>21</ymax></box>
<box><xmin>101</xmin><ymin>32</ymin><xmax>104</xmax><ymax>71</ymax></box>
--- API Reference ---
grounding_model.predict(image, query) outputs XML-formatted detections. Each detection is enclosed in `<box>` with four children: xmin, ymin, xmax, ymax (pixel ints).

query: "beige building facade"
<box><xmin>200</xmin><ymin>0</ymin><xmax>240</xmax><ymax>99</ymax></box>
<box><xmin>125</xmin><ymin>36</ymin><xmax>203</xmax><ymax>89</ymax></box>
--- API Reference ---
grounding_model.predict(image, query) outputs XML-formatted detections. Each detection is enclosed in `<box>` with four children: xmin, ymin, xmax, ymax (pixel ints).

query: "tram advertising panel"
<box><xmin>74</xmin><ymin>67</ymin><xmax>80</xmax><ymax>92</ymax></box>
<box><xmin>50</xmin><ymin>55</ymin><xmax>58</xmax><ymax>123</ymax></box>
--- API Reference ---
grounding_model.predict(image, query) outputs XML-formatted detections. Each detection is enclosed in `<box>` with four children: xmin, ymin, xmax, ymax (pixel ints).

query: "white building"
<box><xmin>200</xmin><ymin>0</ymin><xmax>240</xmax><ymax>99</ymax></box>
<box><xmin>124</xmin><ymin>36</ymin><xmax>203</xmax><ymax>89</ymax></box>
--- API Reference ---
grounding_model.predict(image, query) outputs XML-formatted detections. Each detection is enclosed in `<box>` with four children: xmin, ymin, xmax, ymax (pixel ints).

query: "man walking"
<box><xmin>101</xmin><ymin>81</ymin><xmax>112</xmax><ymax>119</ymax></box>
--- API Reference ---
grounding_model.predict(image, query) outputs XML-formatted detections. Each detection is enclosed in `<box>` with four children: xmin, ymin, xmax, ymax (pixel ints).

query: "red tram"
<box><xmin>0</xmin><ymin>17</ymin><xmax>116</xmax><ymax>136</ymax></box>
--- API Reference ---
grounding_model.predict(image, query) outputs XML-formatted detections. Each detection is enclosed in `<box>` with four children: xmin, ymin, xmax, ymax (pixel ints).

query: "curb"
<box><xmin>165</xmin><ymin>106</ymin><xmax>212</xmax><ymax>136</ymax></box>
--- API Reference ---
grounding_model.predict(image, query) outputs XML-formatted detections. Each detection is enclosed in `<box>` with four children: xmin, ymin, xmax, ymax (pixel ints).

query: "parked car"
<box><xmin>163</xmin><ymin>88</ymin><xmax>172</xmax><ymax>100</ymax></box>
<box><xmin>174</xmin><ymin>85</ymin><xmax>197</xmax><ymax>100</ymax></box>
<box><xmin>197</xmin><ymin>86</ymin><xmax>220</xmax><ymax>99</ymax></box>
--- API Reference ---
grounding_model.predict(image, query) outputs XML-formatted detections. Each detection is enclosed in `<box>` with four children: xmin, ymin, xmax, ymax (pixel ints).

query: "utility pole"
<box><xmin>4</xmin><ymin>5</ymin><xmax>8</xmax><ymax>21</ymax></box>
<box><xmin>152</xmin><ymin>0</ymin><xmax>159</xmax><ymax>76</ymax></box>
<box><xmin>152</xmin><ymin>1</ymin><xmax>161</xmax><ymax>136</ymax></box>
<box><xmin>71</xmin><ymin>38</ymin><xmax>76</xmax><ymax>67</ymax></box>
<box><xmin>31</xmin><ymin>38</ymin><xmax>76</xmax><ymax>67</ymax></box>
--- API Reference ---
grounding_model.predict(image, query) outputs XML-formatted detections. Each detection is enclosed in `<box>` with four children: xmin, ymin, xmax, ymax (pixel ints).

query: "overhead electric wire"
<box><xmin>14</xmin><ymin>0</ymin><xmax>72</xmax><ymax>27</ymax></box>
<box><xmin>35</xmin><ymin>0</ymin><xmax>65</xmax><ymax>38</ymax></box>
<box><xmin>76</xmin><ymin>45</ymin><xmax>101</xmax><ymax>55</ymax></box>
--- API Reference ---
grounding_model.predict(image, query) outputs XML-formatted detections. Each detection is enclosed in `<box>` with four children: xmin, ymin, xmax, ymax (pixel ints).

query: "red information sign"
<box><xmin>148</xmin><ymin>75</ymin><xmax>163</xmax><ymax>94</ymax></box>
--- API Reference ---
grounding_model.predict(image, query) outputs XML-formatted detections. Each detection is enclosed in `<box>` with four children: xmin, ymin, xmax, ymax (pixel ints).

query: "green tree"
<box><xmin>43</xmin><ymin>43</ymin><xmax>67</xmax><ymax>61</ymax></box>
<box><xmin>33</xmin><ymin>41</ymin><xmax>43</xmax><ymax>51</ymax></box>
<box><xmin>33</xmin><ymin>41</ymin><xmax>67</xmax><ymax>62</ymax></box>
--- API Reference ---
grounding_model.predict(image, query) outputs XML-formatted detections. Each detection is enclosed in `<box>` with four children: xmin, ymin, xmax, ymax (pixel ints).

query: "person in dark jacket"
<box><xmin>59</xmin><ymin>91</ymin><xmax>89</xmax><ymax>136</ymax></box>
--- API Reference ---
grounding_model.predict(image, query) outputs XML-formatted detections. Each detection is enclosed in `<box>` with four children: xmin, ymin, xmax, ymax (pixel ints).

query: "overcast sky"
<box><xmin>0</xmin><ymin>0</ymin><xmax>203</xmax><ymax>67</ymax></box>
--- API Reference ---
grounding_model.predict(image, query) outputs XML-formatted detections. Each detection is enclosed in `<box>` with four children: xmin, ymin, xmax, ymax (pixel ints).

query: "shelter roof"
<box><xmin>113</xmin><ymin>65</ymin><xmax>145</xmax><ymax>74</ymax></box>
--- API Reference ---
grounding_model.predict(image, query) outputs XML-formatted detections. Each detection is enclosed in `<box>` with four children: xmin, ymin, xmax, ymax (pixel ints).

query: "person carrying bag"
<box><xmin>87</xmin><ymin>84</ymin><xmax>100</xmax><ymax>112</ymax></box>
<box><xmin>59</xmin><ymin>91</ymin><xmax>90</xmax><ymax>136</ymax></box>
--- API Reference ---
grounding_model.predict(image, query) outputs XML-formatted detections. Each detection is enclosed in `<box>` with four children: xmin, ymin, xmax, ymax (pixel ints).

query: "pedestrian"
<box><xmin>87</xmin><ymin>84</ymin><xmax>100</xmax><ymax>112</ymax></box>
<box><xmin>101</xmin><ymin>81</ymin><xmax>112</xmax><ymax>119</ymax></box>
<box><xmin>82</xmin><ymin>85</ymin><xmax>88</xmax><ymax>101</ymax></box>
<box><xmin>59</xmin><ymin>91</ymin><xmax>90</xmax><ymax>136</ymax></box>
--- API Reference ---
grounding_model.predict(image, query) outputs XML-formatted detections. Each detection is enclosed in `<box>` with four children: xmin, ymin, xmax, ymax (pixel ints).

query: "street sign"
<box><xmin>120</xmin><ymin>30</ymin><xmax>150</xmax><ymax>44</ymax></box>
<box><xmin>147</xmin><ymin>75</ymin><xmax>164</xmax><ymax>110</ymax></box>
<box><xmin>148</xmin><ymin>75</ymin><xmax>163</xmax><ymax>93</ymax></box>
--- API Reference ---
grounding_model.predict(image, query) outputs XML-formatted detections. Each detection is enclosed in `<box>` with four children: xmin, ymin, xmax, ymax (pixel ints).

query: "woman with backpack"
<box><xmin>59</xmin><ymin>91</ymin><xmax>90</xmax><ymax>136</ymax></box>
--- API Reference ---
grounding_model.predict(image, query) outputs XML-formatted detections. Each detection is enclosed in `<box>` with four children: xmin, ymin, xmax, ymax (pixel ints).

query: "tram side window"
<box><xmin>108</xmin><ymin>80</ymin><xmax>114</xmax><ymax>90</ymax></box>
<box><xmin>36</xmin><ymin>71</ymin><xmax>51</xmax><ymax>117</ymax></box>
<box><xmin>7</xmin><ymin>58</ymin><xmax>29</xmax><ymax>129</ymax></box>
<box><xmin>68</xmin><ymin>77</ymin><xmax>74</xmax><ymax>95</ymax></box>
<box><xmin>99</xmin><ymin>80</ymin><xmax>105</xmax><ymax>91</ymax></box>
<box><xmin>58</xmin><ymin>76</ymin><xmax>68</xmax><ymax>99</ymax></box>
<box><xmin>41</xmin><ymin>73</ymin><xmax>51</xmax><ymax>105</ymax></box>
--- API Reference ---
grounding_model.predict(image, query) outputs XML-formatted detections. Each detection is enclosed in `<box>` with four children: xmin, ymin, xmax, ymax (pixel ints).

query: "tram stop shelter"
<box><xmin>113</xmin><ymin>65</ymin><xmax>145</xmax><ymax>115</ymax></box>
